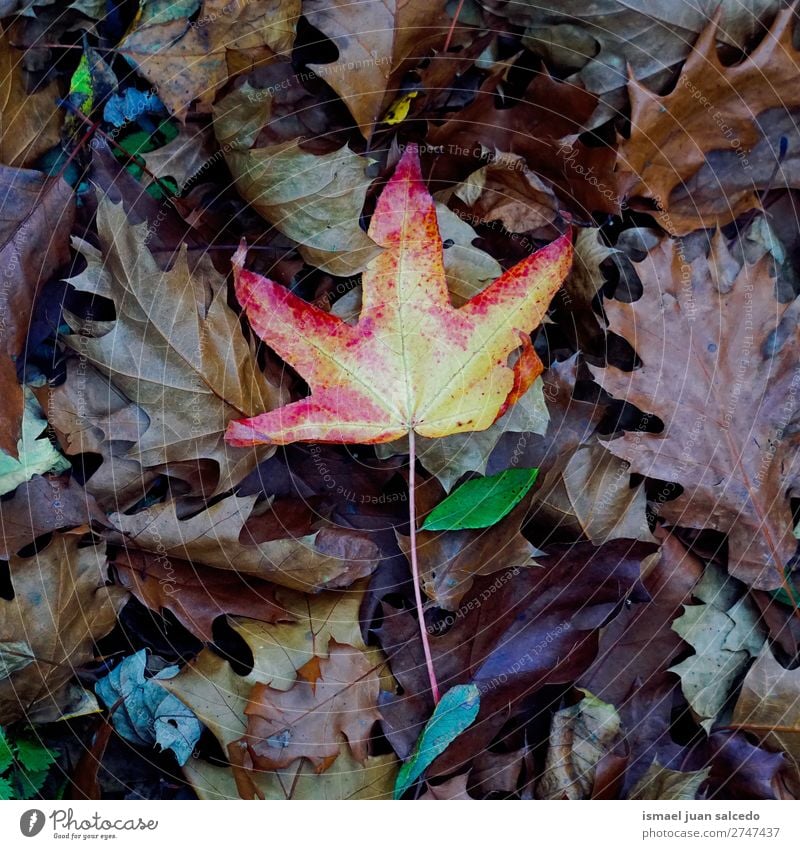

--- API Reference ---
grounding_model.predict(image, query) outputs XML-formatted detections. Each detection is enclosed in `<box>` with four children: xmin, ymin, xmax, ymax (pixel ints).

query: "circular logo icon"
<box><xmin>20</xmin><ymin>810</ymin><xmax>45</xmax><ymax>837</ymax></box>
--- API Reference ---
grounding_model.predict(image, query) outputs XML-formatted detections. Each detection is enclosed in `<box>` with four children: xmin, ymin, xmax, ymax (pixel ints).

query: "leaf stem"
<box><xmin>408</xmin><ymin>428</ymin><xmax>440</xmax><ymax>704</ymax></box>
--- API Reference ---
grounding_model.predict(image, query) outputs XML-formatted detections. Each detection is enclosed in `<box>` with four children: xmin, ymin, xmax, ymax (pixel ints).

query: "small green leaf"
<box><xmin>14</xmin><ymin>738</ymin><xmax>56</xmax><ymax>774</ymax></box>
<box><xmin>68</xmin><ymin>53</ymin><xmax>94</xmax><ymax>114</ymax></box>
<box><xmin>0</xmin><ymin>727</ymin><xmax>13</xmax><ymax>773</ymax></box>
<box><xmin>0</xmin><ymin>774</ymin><xmax>15</xmax><ymax>800</ymax></box>
<box><xmin>394</xmin><ymin>684</ymin><xmax>480</xmax><ymax>799</ymax></box>
<box><xmin>15</xmin><ymin>767</ymin><xmax>50</xmax><ymax>799</ymax></box>
<box><xmin>421</xmin><ymin>468</ymin><xmax>539</xmax><ymax>531</ymax></box>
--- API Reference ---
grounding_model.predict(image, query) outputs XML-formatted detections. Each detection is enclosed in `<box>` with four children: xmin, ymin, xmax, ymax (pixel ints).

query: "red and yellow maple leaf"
<box><xmin>225</xmin><ymin>145</ymin><xmax>572</xmax><ymax>447</ymax></box>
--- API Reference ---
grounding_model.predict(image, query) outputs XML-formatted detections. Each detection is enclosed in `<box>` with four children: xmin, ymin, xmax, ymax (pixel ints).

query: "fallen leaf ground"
<box><xmin>1</xmin><ymin>0</ymin><xmax>800</xmax><ymax>802</ymax></box>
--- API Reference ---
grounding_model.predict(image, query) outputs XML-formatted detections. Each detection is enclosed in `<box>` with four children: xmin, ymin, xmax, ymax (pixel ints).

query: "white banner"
<box><xmin>0</xmin><ymin>800</ymin><xmax>797</xmax><ymax>848</ymax></box>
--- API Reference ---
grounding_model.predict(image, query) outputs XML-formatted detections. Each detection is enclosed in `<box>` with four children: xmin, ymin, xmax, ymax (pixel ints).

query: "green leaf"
<box><xmin>14</xmin><ymin>737</ymin><xmax>56</xmax><ymax>774</ymax></box>
<box><xmin>394</xmin><ymin>684</ymin><xmax>480</xmax><ymax>799</ymax></box>
<box><xmin>421</xmin><ymin>468</ymin><xmax>539</xmax><ymax>531</ymax></box>
<box><xmin>0</xmin><ymin>727</ymin><xmax>13</xmax><ymax>774</ymax></box>
<box><xmin>68</xmin><ymin>52</ymin><xmax>94</xmax><ymax>114</ymax></box>
<box><xmin>0</xmin><ymin>774</ymin><xmax>15</xmax><ymax>800</ymax></box>
<box><xmin>15</xmin><ymin>767</ymin><xmax>50</xmax><ymax>799</ymax></box>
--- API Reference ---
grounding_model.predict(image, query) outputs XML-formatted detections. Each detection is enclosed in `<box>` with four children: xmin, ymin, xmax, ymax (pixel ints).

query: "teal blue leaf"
<box><xmin>394</xmin><ymin>684</ymin><xmax>480</xmax><ymax>799</ymax></box>
<box><xmin>0</xmin><ymin>390</ymin><xmax>70</xmax><ymax>496</ymax></box>
<box><xmin>96</xmin><ymin>651</ymin><xmax>201</xmax><ymax>765</ymax></box>
<box><xmin>421</xmin><ymin>468</ymin><xmax>539</xmax><ymax>531</ymax></box>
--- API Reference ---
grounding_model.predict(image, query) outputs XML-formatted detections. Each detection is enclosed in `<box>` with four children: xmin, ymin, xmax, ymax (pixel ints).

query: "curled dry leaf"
<box><xmin>213</xmin><ymin>84</ymin><xmax>380</xmax><ymax>277</ymax></box>
<box><xmin>536</xmin><ymin>690</ymin><xmax>622</xmax><ymax>800</ymax></box>
<box><xmin>0</xmin><ymin>167</ymin><xmax>74</xmax><ymax>457</ymax></box>
<box><xmin>397</xmin><ymin>497</ymin><xmax>539</xmax><ymax>610</ymax></box>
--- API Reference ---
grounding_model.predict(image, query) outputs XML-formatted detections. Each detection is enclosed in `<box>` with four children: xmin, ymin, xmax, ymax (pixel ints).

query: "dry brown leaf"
<box><xmin>303</xmin><ymin>0</ymin><xmax>448</xmax><ymax>136</ymax></box>
<box><xmin>142</xmin><ymin>119</ymin><xmax>216</xmax><ymax>186</ymax></box>
<box><xmin>0</xmin><ymin>533</ymin><xmax>126</xmax><ymax>724</ymax></box>
<box><xmin>487</xmin><ymin>0</ymin><xmax>782</xmax><ymax>127</ymax></box>
<box><xmin>108</xmin><ymin>493</ymin><xmax>379</xmax><ymax>592</ymax></box>
<box><xmin>397</xmin><ymin>497</ymin><xmax>539</xmax><ymax>610</ymax></box>
<box><xmin>243</xmin><ymin>642</ymin><xmax>382</xmax><ymax>771</ymax></box>
<box><xmin>733</xmin><ymin>645</ymin><xmax>800</xmax><ymax>764</ymax></box>
<box><xmin>427</xmin><ymin>72</ymin><xmax>618</xmax><ymax>217</ymax></box>
<box><xmin>119</xmin><ymin>0</ymin><xmax>300</xmax><ymax>119</ymax></box>
<box><xmin>0</xmin><ymin>168</ymin><xmax>74</xmax><ymax>456</ymax></box>
<box><xmin>184</xmin><ymin>742</ymin><xmax>396</xmax><ymax>800</ymax></box>
<box><xmin>0</xmin><ymin>30</ymin><xmax>61</xmax><ymax>166</ymax></box>
<box><xmin>630</xmin><ymin>761</ymin><xmax>710</xmax><ymax>800</ymax></box>
<box><xmin>65</xmin><ymin>197</ymin><xmax>285</xmax><ymax>494</ymax></box>
<box><xmin>447</xmin><ymin>151</ymin><xmax>558</xmax><ymax>233</ymax></box>
<box><xmin>561</xmin><ymin>442</ymin><xmax>653</xmax><ymax>544</ymax></box>
<box><xmin>590</xmin><ymin>235</ymin><xmax>800</xmax><ymax>590</ymax></box>
<box><xmin>112</xmin><ymin>548</ymin><xmax>293</xmax><ymax>642</ymax></box>
<box><xmin>36</xmin><ymin>359</ymin><xmax>156</xmax><ymax>513</ymax></box>
<box><xmin>0</xmin><ymin>474</ymin><xmax>104</xmax><ymax>559</ymax></box>
<box><xmin>213</xmin><ymin>84</ymin><xmax>380</xmax><ymax>276</ymax></box>
<box><xmin>618</xmin><ymin>7</ymin><xmax>800</xmax><ymax>233</ymax></box>
<box><xmin>536</xmin><ymin>690</ymin><xmax>622</xmax><ymax>800</ymax></box>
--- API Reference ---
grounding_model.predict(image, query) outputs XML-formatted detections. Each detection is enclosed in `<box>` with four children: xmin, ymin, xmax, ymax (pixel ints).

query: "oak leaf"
<box><xmin>733</xmin><ymin>645</ymin><xmax>800</xmax><ymax>764</ymax></box>
<box><xmin>0</xmin><ymin>534</ymin><xmax>126</xmax><ymax>725</ymax></box>
<box><xmin>111</xmin><ymin>549</ymin><xmax>292</xmax><ymax>643</ymax></box>
<box><xmin>108</xmin><ymin>494</ymin><xmax>379</xmax><ymax>592</ymax></box>
<box><xmin>36</xmin><ymin>359</ymin><xmax>156</xmax><ymax>512</ymax></box>
<box><xmin>303</xmin><ymin>0</ymin><xmax>448</xmax><ymax>137</ymax></box>
<box><xmin>669</xmin><ymin>564</ymin><xmax>765</xmax><ymax>731</ymax></box>
<box><xmin>591</xmin><ymin>235</ymin><xmax>800</xmax><ymax>590</ymax></box>
<box><xmin>65</xmin><ymin>198</ymin><xmax>285</xmax><ymax>494</ymax></box>
<box><xmin>618</xmin><ymin>7</ymin><xmax>800</xmax><ymax>233</ymax></box>
<box><xmin>486</xmin><ymin>0</ymin><xmax>781</xmax><ymax>127</ymax></box>
<box><xmin>243</xmin><ymin>642</ymin><xmax>382</xmax><ymax>772</ymax></box>
<box><xmin>225</xmin><ymin>145</ymin><xmax>572</xmax><ymax>447</ymax></box>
